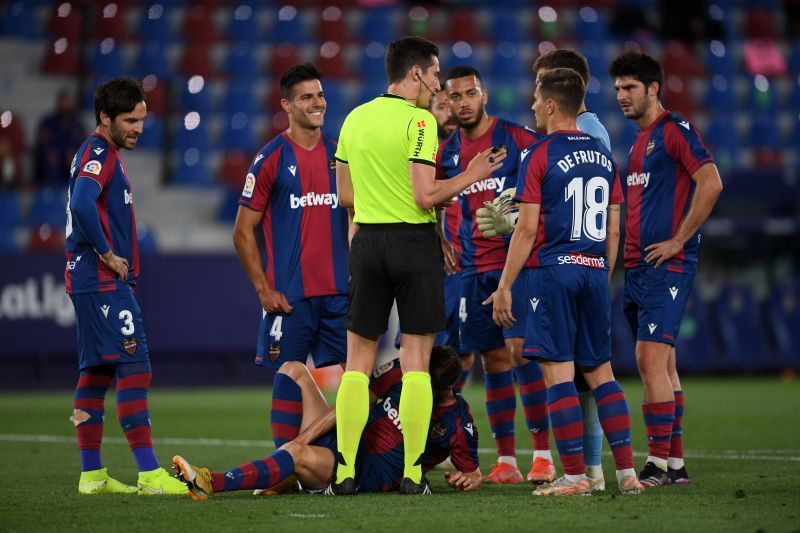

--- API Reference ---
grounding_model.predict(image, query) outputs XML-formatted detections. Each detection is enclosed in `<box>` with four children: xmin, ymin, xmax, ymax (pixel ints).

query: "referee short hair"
<box><xmin>279</xmin><ymin>63</ymin><xmax>323</xmax><ymax>100</ymax></box>
<box><xmin>538</xmin><ymin>68</ymin><xmax>585</xmax><ymax>117</ymax></box>
<box><xmin>532</xmin><ymin>49</ymin><xmax>590</xmax><ymax>87</ymax></box>
<box><xmin>385</xmin><ymin>36</ymin><xmax>439</xmax><ymax>84</ymax></box>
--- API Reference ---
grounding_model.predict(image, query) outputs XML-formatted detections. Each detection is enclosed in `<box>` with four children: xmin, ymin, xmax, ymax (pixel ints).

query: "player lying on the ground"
<box><xmin>172</xmin><ymin>346</ymin><xmax>482</xmax><ymax>499</ymax></box>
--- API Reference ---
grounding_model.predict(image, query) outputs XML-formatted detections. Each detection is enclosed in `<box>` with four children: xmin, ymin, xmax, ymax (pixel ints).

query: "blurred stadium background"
<box><xmin>0</xmin><ymin>0</ymin><xmax>798</xmax><ymax>388</ymax></box>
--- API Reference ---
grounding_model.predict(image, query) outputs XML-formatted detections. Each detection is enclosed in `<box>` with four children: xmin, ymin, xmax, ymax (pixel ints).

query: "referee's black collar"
<box><xmin>380</xmin><ymin>93</ymin><xmax>406</xmax><ymax>100</ymax></box>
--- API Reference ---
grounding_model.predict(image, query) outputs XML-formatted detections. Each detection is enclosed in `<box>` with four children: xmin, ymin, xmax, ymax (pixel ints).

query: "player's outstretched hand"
<box><xmin>483</xmin><ymin>289</ymin><xmax>514</xmax><ymax>328</ymax></box>
<box><xmin>466</xmin><ymin>146</ymin><xmax>507</xmax><ymax>180</ymax></box>
<box><xmin>644</xmin><ymin>238</ymin><xmax>683</xmax><ymax>268</ymax></box>
<box><xmin>445</xmin><ymin>471</ymin><xmax>481</xmax><ymax>492</ymax></box>
<box><xmin>441</xmin><ymin>239</ymin><xmax>460</xmax><ymax>275</ymax></box>
<box><xmin>260</xmin><ymin>288</ymin><xmax>293</xmax><ymax>314</ymax></box>
<box><xmin>100</xmin><ymin>251</ymin><xmax>129</xmax><ymax>281</ymax></box>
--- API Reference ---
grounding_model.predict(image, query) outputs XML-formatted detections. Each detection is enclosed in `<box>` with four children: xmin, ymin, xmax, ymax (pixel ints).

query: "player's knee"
<box><xmin>481</xmin><ymin>347</ymin><xmax>511</xmax><ymax>373</ymax></box>
<box><xmin>277</xmin><ymin>361</ymin><xmax>311</xmax><ymax>382</ymax></box>
<box><xmin>280</xmin><ymin>441</ymin><xmax>303</xmax><ymax>463</ymax></box>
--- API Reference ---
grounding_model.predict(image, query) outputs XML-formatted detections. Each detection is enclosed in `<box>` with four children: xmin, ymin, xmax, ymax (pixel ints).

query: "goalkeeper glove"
<box><xmin>476</xmin><ymin>188</ymin><xmax>518</xmax><ymax>238</ymax></box>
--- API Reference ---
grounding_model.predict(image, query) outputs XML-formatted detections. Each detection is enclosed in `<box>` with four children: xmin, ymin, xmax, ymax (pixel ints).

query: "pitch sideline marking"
<box><xmin>1</xmin><ymin>433</ymin><xmax>799</xmax><ymax>462</ymax></box>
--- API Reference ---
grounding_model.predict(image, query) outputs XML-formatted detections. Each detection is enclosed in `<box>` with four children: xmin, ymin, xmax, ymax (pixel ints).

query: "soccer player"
<box><xmin>332</xmin><ymin>36</ymin><xmax>504</xmax><ymax>495</ymax></box>
<box><xmin>65</xmin><ymin>77</ymin><xmax>187</xmax><ymax>495</ymax></box>
<box><xmin>233</xmin><ymin>64</ymin><xmax>348</xmax><ymax>407</ymax></box>
<box><xmin>438</xmin><ymin>65</ymin><xmax>553</xmax><ymax>484</ymax></box>
<box><xmin>609</xmin><ymin>51</ymin><xmax>723</xmax><ymax>486</ymax></box>
<box><xmin>486</xmin><ymin>68</ymin><xmax>642</xmax><ymax>496</ymax></box>
<box><xmin>172</xmin><ymin>346</ymin><xmax>482</xmax><ymax>498</ymax></box>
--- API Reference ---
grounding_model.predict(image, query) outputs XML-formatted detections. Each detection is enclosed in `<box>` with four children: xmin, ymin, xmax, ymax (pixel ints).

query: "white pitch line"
<box><xmin>1</xmin><ymin>434</ymin><xmax>799</xmax><ymax>463</ymax></box>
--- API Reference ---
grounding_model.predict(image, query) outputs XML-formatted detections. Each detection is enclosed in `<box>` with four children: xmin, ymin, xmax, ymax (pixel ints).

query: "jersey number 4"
<box><xmin>270</xmin><ymin>316</ymin><xmax>283</xmax><ymax>341</ymax></box>
<box><xmin>564</xmin><ymin>177</ymin><xmax>609</xmax><ymax>242</ymax></box>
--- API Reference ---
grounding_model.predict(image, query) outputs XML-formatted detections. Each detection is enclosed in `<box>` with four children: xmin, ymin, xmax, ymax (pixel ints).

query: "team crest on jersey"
<box><xmin>646</xmin><ymin>139</ymin><xmax>656</xmax><ymax>156</ymax></box>
<box><xmin>83</xmin><ymin>160</ymin><xmax>102</xmax><ymax>175</ymax></box>
<box><xmin>430</xmin><ymin>422</ymin><xmax>447</xmax><ymax>439</ymax></box>
<box><xmin>122</xmin><ymin>337</ymin><xmax>138</xmax><ymax>355</ymax></box>
<box><xmin>329</xmin><ymin>159</ymin><xmax>336</xmax><ymax>171</ymax></box>
<box><xmin>373</xmin><ymin>360</ymin><xmax>394</xmax><ymax>378</ymax></box>
<box><xmin>242</xmin><ymin>173</ymin><xmax>256</xmax><ymax>198</ymax></box>
<box><xmin>268</xmin><ymin>343</ymin><xmax>281</xmax><ymax>362</ymax></box>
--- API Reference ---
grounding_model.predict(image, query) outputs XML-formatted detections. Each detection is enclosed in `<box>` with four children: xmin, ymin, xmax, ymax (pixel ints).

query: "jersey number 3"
<box><xmin>565</xmin><ymin>176</ymin><xmax>609</xmax><ymax>242</ymax></box>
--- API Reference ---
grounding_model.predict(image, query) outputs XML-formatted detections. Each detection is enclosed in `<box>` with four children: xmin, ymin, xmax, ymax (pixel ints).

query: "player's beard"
<box><xmin>438</xmin><ymin>119</ymin><xmax>457</xmax><ymax>139</ymax></box>
<box><xmin>623</xmin><ymin>98</ymin><xmax>648</xmax><ymax>120</ymax></box>
<box><xmin>456</xmin><ymin>102</ymin><xmax>486</xmax><ymax>131</ymax></box>
<box><xmin>109</xmin><ymin>122</ymin><xmax>137</xmax><ymax>150</ymax></box>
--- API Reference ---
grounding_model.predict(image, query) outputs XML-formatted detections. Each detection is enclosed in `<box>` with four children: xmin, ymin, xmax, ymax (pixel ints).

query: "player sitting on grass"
<box><xmin>172</xmin><ymin>346</ymin><xmax>482</xmax><ymax>499</ymax></box>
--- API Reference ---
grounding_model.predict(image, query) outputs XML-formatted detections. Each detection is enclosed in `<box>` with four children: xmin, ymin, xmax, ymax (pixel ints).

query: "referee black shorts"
<box><xmin>346</xmin><ymin>223</ymin><xmax>446</xmax><ymax>337</ymax></box>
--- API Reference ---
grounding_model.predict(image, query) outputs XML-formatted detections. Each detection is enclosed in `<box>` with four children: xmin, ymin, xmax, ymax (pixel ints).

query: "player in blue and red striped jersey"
<box><xmin>610</xmin><ymin>51</ymin><xmax>723</xmax><ymax>487</ymax></box>
<box><xmin>487</xmin><ymin>68</ymin><xmax>642</xmax><ymax>496</ymax></box>
<box><xmin>172</xmin><ymin>346</ymin><xmax>482</xmax><ymax>499</ymax></box>
<box><xmin>65</xmin><ymin>77</ymin><xmax>187</xmax><ymax>496</ymax></box>
<box><xmin>233</xmin><ymin>65</ymin><xmax>348</xmax><ymax>395</ymax></box>
<box><xmin>438</xmin><ymin>66</ymin><xmax>553</xmax><ymax>485</ymax></box>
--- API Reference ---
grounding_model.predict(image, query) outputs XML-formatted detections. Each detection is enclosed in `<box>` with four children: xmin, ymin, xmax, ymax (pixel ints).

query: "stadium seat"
<box><xmin>359</xmin><ymin>43</ymin><xmax>388</xmax><ymax>80</ymax></box>
<box><xmin>704</xmin><ymin>76</ymin><xmax>737</xmax><ymax>113</ymax></box>
<box><xmin>705</xmin><ymin>113</ymin><xmax>740</xmax><ymax>168</ymax></box>
<box><xmin>487</xmin><ymin>43</ymin><xmax>526</xmax><ymax>80</ymax></box>
<box><xmin>179</xmin><ymin>77</ymin><xmax>214</xmax><ymax>114</ymax></box>
<box><xmin>28</xmin><ymin>223</ymin><xmax>64</xmax><ymax>252</ymax></box>
<box><xmin>0</xmin><ymin>192</ymin><xmax>22</xmax><ymax>229</ymax></box>
<box><xmin>217</xmin><ymin>188</ymin><xmax>242</xmax><ymax>222</ymax></box>
<box><xmin>0</xmin><ymin>229</ymin><xmax>17</xmax><ymax>253</ymax></box>
<box><xmin>675</xmin><ymin>291</ymin><xmax>722</xmax><ymax>375</ymax></box>
<box><xmin>573</xmin><ymin>7</ymin><xmax>608</xmax><ymax>42</ymax></box>
<box><xmin>749</xmin><ymin>76</ymin><xmax>778</xmax><ymax>113</ymax></box>
<box><xmin>767</xmin><ymin>281</ymin><xmax>800</xmax><ymax>369</ymax></box>
<box><xmin>662</xmin><ymin>41</ymin><xmax>705</xmax><ymax>81</ymax></box>
<box><xmin>705</xmin><ymin>41</ymin><xmax>738</xmax><ymax>78</ymax></box>
<box><xmin>316</xmin><ymin>5</ymin><xmax>351</xmax><ymax>44</ymax></box>
<box><xmin>175</xmin><ymin>116</ymin><xmax>210</xmax><ymax>153</ymax></box>
<box><xmin>47</xmin><ymin>1</ymin><xmax>81</xmax><ymax>40</ymax></box>
<box><xmin>42</xmin><ymin>37</ymin><xmax>79</xmax><ymax>76</ymax></box>
<box><xmin>488</xmin><ymin>10</ymin><xmax>526</xmax><ymax>43</ymax></box>
<box><xmin>714</xmin><ymin>282</ymin><xmax>772</xmax><ymax>372</ymax></box>
<box><xmin>28</xmin><ymin>187</ymin><xmax>67</xmax><ymax>228</ymax></box>
<box><xmin>223</xmin><ymin>41</ymin><xmax>261</xmax><ymax>80</ymax></box>
<box><xmin>91</xmin><ymin>2</ymin><xmax>128</xmax><ymax>41</ymax></box>
<box><xmin>226</xmin><ymin>4</ymin><xmax>262</xmax><ymax>42</ymax></box>
<box><xmin>358</xmin><ymin>7</ymin><xmax>400</xmax><ymax>44</ymax></box>
<box><xmin>90</xmin><ymin>39</ymin><xmax>126</xmax><ymax>79</ymax></box>
<box><xmin>137</xmin><ymin>223</ymin><xmax>158</xmax><ymax>253</ymax></box>
<box><xmin>136</xmin><ymin>113</ymin><xmax>165</xmax><ymax>150</ymax></box>
<box><xmin>789</xmin><ymin>41</ymin><xmax>800</xmax><ymax>75</ymax></box>
<box><xmin>220</xmin><ymin>112</ymin><xmax>257</xmax><ymax>152</ymax></box>
<box><xmin>134</xmin><ymin>41</ymin><xmax>172</xmax><ymax>78</ymax></box>
<box><xmin>744</xmin><ymin>8</ymin><xmax>777</xmax><ymax>39</ymax></box>
<box><xmin>183</xmin><ymin>4</ymin><xmax>218</xmax><ymax>44</ymax></box>
<box><xmin>445</xmin><ymin>10</ymin><xmax>483</xmax><ymax>43</ymax></box>
<box><xmin>663</xmin><ymin>78</ymin><xmax>695</xmax><ymax>118</ymax></box>
<box><xmin>141</xmin><ymin>75</ymin><xmax>167</xmax><ymax>115</ymax></box>
<box><xmin>137</xmin><ymin>2</ymin><xmax>175</xmax><ymax>43</ymax></box>
<box><xmin>315</xmin><ymin>42</ymin><xmax>350</xmax><ymax>79</ymax></box>
<box><xmin>217</xmin><ymin>149</ymin><xmax>252</xmax><ymax>190</ymax></box>
<box><xmin>179</xmin><ymin>44</ymin><xmax>215</xmax><ymax>78</ymax></box>
<box><xmin>268</xmin><ymin>42</ymin><xmax>301</xmax><ymax>78</ymax></box>
<box><xmin>2</xmin><ymin>1</ymin><xmax>42</xmax><ymax>40</ymax></box>
<box><xmin>172</xmin><ymin>149</ymin><xmax>212</xmax><ymax>186</ymax></box>
<box><xmin>268</xmin><ymin>5</ymin><xmax>308</xmax><ymax>43</ymax></box>
<box><xmin>221</xmin><ymin>83</ymin><xmax>258</xmax><ymax>115</ymax></box>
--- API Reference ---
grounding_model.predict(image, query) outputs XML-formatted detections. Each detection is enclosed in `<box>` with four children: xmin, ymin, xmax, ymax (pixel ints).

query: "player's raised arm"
<box><xmin>644</xmin><ymin>163</ymin><xmax>723</xmax><ymax>267</ymax></box>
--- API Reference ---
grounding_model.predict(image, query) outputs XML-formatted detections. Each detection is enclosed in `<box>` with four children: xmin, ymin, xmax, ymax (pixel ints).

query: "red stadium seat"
<box><xmin>42</xmin><ymin>37</ymin><xmax>80</xmax><ymax>76</ymax></box>
<box><xmin>91</xmin><ymin>2</ymin><xmax>128</xmax><ymax>41</ymax></box>
<box><xmin>268</xmin><ymin>42</ymin><xmax>300</xmax><ymax>78</ymax></box>
<box><xmin>315</xmin><ymin>42</ymin><xmax>350</xmax><ymax>79</ymax></box>
<box><xmin>29</xmin><ymin>224</ymin><xmax>64</xmax><ymax>252</ymax></box>
<box><xmin>445</xmin><ymin>10</ymin><xmax>483</xmax><ymax>43</ymax></box>
<box><xmin>48</xmin><ymin>1</ymin><xmax>81</xmax><ymax>40</ymax></box>
<box><xmin>744</xmin><ymin>8</ymin><xmax>777</xmax><ymax>40</ymax></box>
<box><xmin>316</xmin><ymin>6</ymin><xmax>351</xmax><ymax>44</ymax></box>
<box><xmin>183</xmin><ymin>4</ymin><xmax>218</xmax><ymax>44</ymax></box>
<box><xmin>218</xmin><ymin>149</ymin><xmax>253</xmax><ymax>190</ymax></box>
<box><xmin>141</xmin><ymin>75</ymin><xmax>167</xmax><ymax>115</ymax></box>
<box><xmin>179</xmin><ymin>44</ymin><xmax>215</xmax><ymax>78</ymax></box>
<box><xmin>662</xmin><ymin>40</ymin><xmax>705</xmax><ymax>80</ymax></box>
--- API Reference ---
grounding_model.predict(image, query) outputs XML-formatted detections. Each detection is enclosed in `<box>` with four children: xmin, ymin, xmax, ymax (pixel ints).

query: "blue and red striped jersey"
<box><xmin>65</xmin><ymin>133</ymin><xmax>139</xmax><ymax>294</ymax></box>
<box><xmin>437</xmin><ymin>117</ymin><xmax>542</xmax><ymax>275</ymax></box>
<box><xmin>363</xmin><ymin>359</ymin><xmax>479</xmax><ymax>489</ymax></box>
<box><xmin>441</xmin><ymin>202</ymin><xmax>462</xmax><ymax>272</ymax></box>
<box><xmin>516</xmin><ymin>130</ymin><xmax>624</xmax><ymax>269</ymax></box>
<box><xmin>623</xmin><ymin>111</ymin><xmax>714</xmax><ymax>274</ymax></box>
<box><xmin>239</xmin><ymin>132</ymin><xmax>348</xmax><ymax>303</ymax></box>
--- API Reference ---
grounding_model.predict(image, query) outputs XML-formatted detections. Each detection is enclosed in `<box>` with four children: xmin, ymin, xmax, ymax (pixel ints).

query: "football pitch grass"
<box><xmin>2</xmin><ymin>378</ymin><xmax>799</xmax><ymax>532</ymax></box>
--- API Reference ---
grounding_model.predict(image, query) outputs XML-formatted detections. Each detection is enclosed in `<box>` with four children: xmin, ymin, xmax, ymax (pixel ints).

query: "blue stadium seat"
<box><xmin>704</xmin><ymin>77</ymin><xmax>737</xmax><ymax>113</ymax></box>
<box><xmin>90</xmin><ymin>39</ymin><xmax>125</xmax><ymax>79</ymax></box>
<box><xmin>714</xmin><ymin>282</ymin><xmax>772</xmax><ymax>372</ymax></box>
<box><xmin>0</xmin><ymin>229</ymin><xmax>17</xmax><ymax>253</ymax></box>
<box><xmin>359</xmin><ymin>43</ymin><xmax>388</xmax><ymax>80</ymax></box>
<box><xmin>488</xmin><ymin>10</ymin><xmax>525</xmax><ymax>43</ymax></box>
<box><xmin>573</xmin><ymin>8</ymin><xmax>608</xmax><ymax>42</ymax></box>
<box><xmin>749</xmin><ymin>77</ymin><xmax>778</xmax><ymax>113</ymax></box>
<box><xmin>767</xmin><ymin>281</ymin><xmax>800</xmax><ymax>369</ymax></box>
<box><xmin>358</xmin><ymin>7</ymin><xmax>400</xmax><ymax>44</ymax></box>
<box><xmin>175</xmin><ymin>117</ymin><xmax>210</xmax><ymax>153</ymax></box>
<box><xmin>487</xmin><ymin>43</ymin><xmax>526</xmax><ymax>79</ymax></box>
<box><xmin>28</xmin><ymin>187</ymin><xmax>67</xmax><ymax>228</ymax></box>
<box><xmin>172</xmin><ymin>150</ymin><xmax>212</xmax><ymax>186</ymax></box>
<box><xmin>221</xmin><ymin>83</ymin><xmax>258</xmax><ymax>116</ymax></box>
<box><xmin>0</xmin><ymin>191</ymin><xmax>22</xmax><ymax>229</ymax></box>
<box><xmin>134</xmin><ymin>41</ymin><xmax>171</xmax><ymax>78</ymax></box>
<box><xmin>224</xmin><ymin>41</ymin><xmax>261</xmax><ymax>81</ymax></box>
<box><xmin>675</xmin><ymin>292</ymin><xmax>723</xmax><ymax>374</ymax></box>
<box><xmin>2</xmin><ymin>1</ymin><xmax>41</xmax><ymax>40</ymax></box>
<box><xmin>179</xmin><ymin>78</ymin><xmax>214</xmax><ymax>114</ymax></box>
<box><xmin>268</xmin><ymin>6</ymin><xmax>307</xmax><ymax>43</ymax></box>
<box><xmin>138</xmin><ymin>2</ymin><xmax>175</xmax><ymax>42</ymax></box>
<box><xmin>789</xmin><ymin>41</ymin><xmax>800</xmax><ymax>74</ymax></box>
<box><xmin>705</xmin><ymin>42</ymin><xmax>738</xmax><ymax>78</ymax></box>
<box><xmin>226</xmin><ymin>4</ymin><xmax>262</xmax><ymax>42</ymax></box>
<box><xmin>610</xmin><ymin>287</ymin><xmax>637</xmax><ymax>375</ymax></box>
<box><xmin>748</xmin><ymin>113</ymin><xmax>781</xmax><ymax>149</ymax></box>
<box><xmin>220</xmin><ymin>113</ymin><xmax>256</xmax><ymax>152</ymax></box>
<box><xmin>137</xmin><ymin>223</ymin><xmax>158</xmax><ymax>254</ymax></box>
<box><xmin>217</xmin><ymin>189</ymin><xmax>242</xmax><ymax>222</ymax></box>
<box><xmin>321</xmin><ymin>81</ymin><xmax>350</xmax><ymax>123</ymax></box>
<box><xmin>136</xmin><ymin>114</ymin><xmax>165</xmax><ymax>151</ymax></box>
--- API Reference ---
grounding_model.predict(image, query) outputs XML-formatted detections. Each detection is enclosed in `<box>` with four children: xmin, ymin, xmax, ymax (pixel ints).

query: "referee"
<box><xmin>330</xmin><ymin>36</ymin><xmax>507</xmax><ymax>495</ymax></box>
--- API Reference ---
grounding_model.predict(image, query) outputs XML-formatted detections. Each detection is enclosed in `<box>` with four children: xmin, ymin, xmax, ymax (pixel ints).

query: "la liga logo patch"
<box><xmin>242</xmin><ymin>173</ymin><xmax>256</xmax><ymax>198</ymax></box>
<box><xmin>83</xmin><ymin>160</ymin><xmax>102</xmax><ymax>175</ymax></box>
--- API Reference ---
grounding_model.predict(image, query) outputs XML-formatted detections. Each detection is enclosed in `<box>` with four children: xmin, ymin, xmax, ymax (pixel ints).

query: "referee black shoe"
<box><xmin>323</xmin><ymin>477</ymin><xmax>357</xmax><ymax>496</ymax></box>
<box><xmin>398</xmin><ymin>476</ymin><xmax>432</xmax><ymax>495</ymax></box>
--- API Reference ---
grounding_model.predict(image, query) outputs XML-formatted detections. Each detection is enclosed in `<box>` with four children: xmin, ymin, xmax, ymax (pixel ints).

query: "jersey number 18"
<box><xmin>564</xmin><ymin>176</ymin><xmax>609</xmax><ymax>242</ymax></box>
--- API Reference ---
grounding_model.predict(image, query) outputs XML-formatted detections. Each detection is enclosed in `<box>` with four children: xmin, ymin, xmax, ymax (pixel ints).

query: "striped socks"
<box><xmin>593</xmin><ymin>381</ymin><xmax>634</xmax><ymax>471</ymax></box>
<box><xmin>72</xmin><ymin>368</ymin><xmax>114</xmax><ymax>471</ymax></box>
<box><xmin>514</xmin><ymin>360</ymin><xmax>550</xmax><ymax>452</ymax></box>
<box><xmin>271</xmin><ymin>372</ymin><xmax>303</xmax><ymax>448</ymax></box>
<box><xmin>213</xmin><ymin>449</ymin><xmax>295</xmax><ymax>492</ymax></box>
<box><xmin>642</xmin><ymin>400</ymin><xmax>676</xmax><ymax>471</ymax></box>
<box><xmin>547</xmin><ymin>381</ymin><xmax>584</xmax><ymax>476</ymax></box>
<box><xmin>484</xmin><ymin>370</ymin><xmax>517</xmax><ymax>458</ymax></box>
<box><xmin>668</xmin><ymin>390</ymin><xmax>685</xmax><ymax>470</ymax></box>
<box><xmin>115</xmin><ymin>362</ymin><xmax>158</xmax><ymax>472</ymax></box>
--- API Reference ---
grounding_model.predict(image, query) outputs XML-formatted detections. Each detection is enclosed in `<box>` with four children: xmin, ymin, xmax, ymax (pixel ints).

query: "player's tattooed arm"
<box><xmin>444</xmin><ymin>469</ymin><xmax>482</xmax><ymax>491</ymax></box>
<box><xmin>645</xmin><ymin>163</ymin><xmax>723</xmax><ymax>268</ymax></box>
<box><xmin>606</xmin><ymin>204</ymin><xmax>621</xmax><ymax>280</ymax></box>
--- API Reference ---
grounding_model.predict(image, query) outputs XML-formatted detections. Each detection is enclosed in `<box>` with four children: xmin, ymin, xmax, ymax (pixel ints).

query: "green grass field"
<box><xmin>2</xmin><ymin>378</ymin><xmax>800</xmax><ymax>532</ymax></box>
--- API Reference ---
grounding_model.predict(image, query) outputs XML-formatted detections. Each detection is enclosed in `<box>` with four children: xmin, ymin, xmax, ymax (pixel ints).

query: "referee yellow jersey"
<box><xmin>335</xmin><ymin>94</ymin><xmax>438</xmax><ymax>224</ymax></box>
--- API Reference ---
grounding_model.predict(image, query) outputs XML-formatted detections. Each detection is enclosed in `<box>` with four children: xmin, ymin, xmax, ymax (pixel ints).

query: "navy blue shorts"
<box><xmin>70</xmin><ymin>285</ymin><xmax>149</xmax><ymax>370</ymax></box>
<box><xmin>521</xmin><ymin>266</ymin><xmax>611</xmax><ymax>367</ymax></box>
<box><xmin>459</xmin><ymin>269</ymin><xmax>526</xmax><ymax>353</ymax></box>
<box><xmin>311</xmin><ymin>431</ymin><xmax>400</xmax><ymax>493</ymax></box>
<box><xmin>255</xmin><ymin>295</ymin><xmax>347</xmax><ymax>369</ymax></box>
<box><xmin>623</xmin><ymin>267</ymin><xmax>696</xmax><ymax>346</ymax></box>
